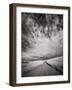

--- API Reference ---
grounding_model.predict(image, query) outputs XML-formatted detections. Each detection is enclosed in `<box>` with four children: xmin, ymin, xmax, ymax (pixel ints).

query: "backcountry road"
<box><xmin>22</xmin><ymin>56</ymin><xmax>63</xmax><ymax>77</ymax></box>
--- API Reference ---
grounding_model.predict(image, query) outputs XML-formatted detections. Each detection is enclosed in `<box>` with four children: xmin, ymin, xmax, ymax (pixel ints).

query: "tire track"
<box><xmin>44</xmin><ymin>61</ymin><xmax>63</xmax><ymax>74</ymax></box>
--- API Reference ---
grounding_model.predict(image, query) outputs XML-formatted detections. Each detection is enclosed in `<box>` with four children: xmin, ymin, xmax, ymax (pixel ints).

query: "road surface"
<box><xmin>22</xmin><ymin>56</ymin><xmax>63</xmax><ymax>77</ymax></box>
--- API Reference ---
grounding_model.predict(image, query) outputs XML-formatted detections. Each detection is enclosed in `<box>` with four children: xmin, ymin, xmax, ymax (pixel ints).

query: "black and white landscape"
<box><xmin>21</xmin><ymin>13</ymin><xmax>63</xmax><ymax>77</ymax></box>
